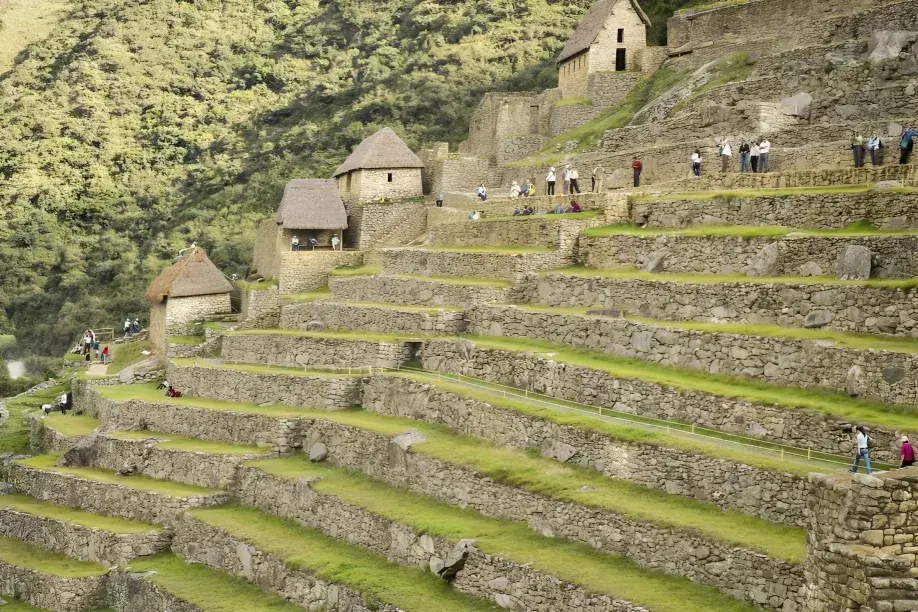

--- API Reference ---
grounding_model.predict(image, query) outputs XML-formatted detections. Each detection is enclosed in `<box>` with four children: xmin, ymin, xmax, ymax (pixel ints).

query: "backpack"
<box><xmin>867</xmin><ymin>435</ymin><xmax>875</xmax><ymax>450</ymax></box>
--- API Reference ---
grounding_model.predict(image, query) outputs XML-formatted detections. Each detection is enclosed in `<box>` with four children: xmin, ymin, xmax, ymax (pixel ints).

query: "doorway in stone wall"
<box><xmin>615</xmin><ymin>49</ymin><xmax>626</xmax><ymax>71</ymax></box>
<box><xmin>529</xmin><ymin>105</ymin><xmax>540</xmax><ymax>134</ymax></box>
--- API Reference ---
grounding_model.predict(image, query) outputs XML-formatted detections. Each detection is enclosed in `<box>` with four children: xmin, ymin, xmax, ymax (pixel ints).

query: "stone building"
<box><xmin>333</xmin><ymin>128</ymin><xmax>424</xmax><ymax>204</ymax></box>
<box><xmin>252</xmin><ymin>179</ymin><xmax>348</xmax><ymax>279</ymax></box>
<box><xmin>145</xmin><ymin>248</ymin><xmax>233</xmax><ymax>350</ymax></box>
<box><xmin>557</xmin><ymin>0</ymin><xmax>652</xmax><ymax>98</ymax></box>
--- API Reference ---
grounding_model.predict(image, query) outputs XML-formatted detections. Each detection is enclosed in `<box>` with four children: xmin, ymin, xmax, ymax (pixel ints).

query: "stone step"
<box><xmin>221</xmin><ymin>329</ymin><xmax>418</xmax><ymax>370</ymax></box>
<box><xmin>429</xmin><ymin>211</ymin><xmax>605</xmax><ymax>252</ymax></box>
<box><xmin>91</xmin><ymin>431</ymin><xmax>273</xmax><ymax>489</ymax></box>
<box><xmin>168</xmin><ymin>359</ymin><xmax>363</xmax><ymax>411</ymax></box>
<box><xmin>466</xmin><ymin>304</ymin><xmax>918</xmax><ymax>406</ymax></box>
<box><xmin>238</xmin><ymin>458</ymin><xmax>752</xmax><ymax>612</ymax></box>
<box><xmin>630</xmin><ymin>186</ymin><xmax>918</xmax><ymax>231</ymax></box>
<box><xmin>329</xmin><ymin>274</ymin><xmax>512</xmax><ymax>308</ymax></box>
<box><xmin>0</xmin><ymin>494</ymin><xmax>168</xmax><ymax>566</ymax></box>
<box><xmin>522</xmin><ymin>268</ymin><xmax>918</xmax><ymax>337</ymax></box>
<box><xmin>365</xmin><ymin>247</ymin><xmax>566</xmax><ymax>280</ymax></box>
<box><xmin>0</xmin><ymin>535</ymin><xmax>108</xmax><ymax>612</ymax></box>
<box><xmin>280</xmin><ymin>300</ymin><xmax>467</xmax><ymax>335</ymax></box>
<box><xmin>581</xmin><ymin>229</ymin><xmax>918</xmax><ymax>279</ymax></box>
<box><xmin>172</xmin><ymin>507</ymin><xmax>496</xmax><ymax>612</ymax></box>
<box><xmin>28</xmin><ymin>413</ymin><xmax>100</xmax><ymax>454</ymax></box>
<box><xmin>1</xmin><ymin>454</ymin><xmax>229</xmax><ymax>525</ymax></box>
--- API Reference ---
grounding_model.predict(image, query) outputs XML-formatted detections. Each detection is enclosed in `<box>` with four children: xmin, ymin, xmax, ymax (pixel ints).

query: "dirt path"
<box><xmin>0</xmin><ymin>0</ymin><xmax>70</xmax><ymax>74</ymax></box>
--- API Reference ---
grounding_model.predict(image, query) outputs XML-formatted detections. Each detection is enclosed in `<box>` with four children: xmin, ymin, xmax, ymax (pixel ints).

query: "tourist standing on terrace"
<box><xmin>901</xmin><ymin>436</ymin><xmax>915</xmax><ymax>468</ymax></box>
<box><xmin>476</xmin><ymin>183</ymin><xmax>487</xmax><ymax>202</ymax></box>
<box><xmin>691</xmin><ymin>149</ymin><xmax>702</xmax><ymax>177</ymax></box>
<box><xmin>868</xmin><ymin>135</ymin><xmax>882</xmax><ymax>166</ymax></box>
<box><xmin>720</xmin><ymin>139</ymin><xmax>732</xmax><ymax>173</ymax></box>
<box><xmin>749</xmin><ymin>141</ymin><xmax>760</xmax><ymax>173</ymax></box>
<box><xmin>739</xmin><ymin>142</ymin><xmax>750</xmax><ymax>172</ymax></box>
<box><xmin>900</xmin><ymin>127</ymin><xmax>916</xmax><ymax>165</ymax></box>
<box><xmin>758</xmin><ymin>139</ymin><xmax>771</xmax><ymax>172</ymax></box>
<box><xmin>546</xmin><ymin>167</ymin><xmax>556</xmax><ymax>195</ymax></box>
<box><xmin>591</xmin><ymin>165</ymin><xmax>605</xmax><ymax>192</ymax></box>
<box><xmin>631</xmin><ymin>158</ymin><xmax>642</xmax><ymax>187</ymax></box>
<box><xmin>569</xmin><ymin>167</ymin><xmax>581</xmax><ymax>194</ymax></box>
<box><xmin>331</xmin><ymin>235</ymin><xmax>341</xmax><ymax>251</ymax></box>
<box><xmin>291</xmin><ymin>235</ymin><xmax>300</xmax><ymax>251</ymax></box>
<box><xmin>562</xmin><ymin>165</ymin><xmax>571</xmax><ymax>195</ymax></box>
<box><xmin>851</xmin><ymin>133</ymin><xmax>865</xmax><ymax>168</ymax></box>
<box><xmin>850</xmin><ymin>425</ymin><xmax>872</xmax><ymax>474</ymax></box>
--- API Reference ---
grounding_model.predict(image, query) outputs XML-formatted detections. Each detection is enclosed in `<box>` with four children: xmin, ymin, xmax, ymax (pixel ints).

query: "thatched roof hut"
<box><xmin>144</xmin><ymin>248</ymin><xmax>233</xmax><ymax>303</ymax></box>
<box><xmin>332</xmin><ymin>128</ymin><xmax>424</xmax><ymax>178</ymax></box>
<box><xmin>275</xmin><ymin>179</ymin><xmax>347</xmax><ymax>230</ymax></box>
<box><xmin>557</xmin><ymin>0</ymin><xmax>651</xmax><ymax>64</ymax></box>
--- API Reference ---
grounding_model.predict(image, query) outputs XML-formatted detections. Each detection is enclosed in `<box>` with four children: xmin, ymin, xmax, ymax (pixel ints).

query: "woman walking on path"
<box><xmin>850</xmin><ymin>425</ymin><xmax>872</xmax><ymax>474</ymax></box>
<box><xmin>546</xmin><ymin>167</ymin><xmax>556</xmax><ymax>195</ymax></box>
<box><xmin>691</xmin><ymin>149</ymin><xmax>702</xmax><ymax>177</ymax></box>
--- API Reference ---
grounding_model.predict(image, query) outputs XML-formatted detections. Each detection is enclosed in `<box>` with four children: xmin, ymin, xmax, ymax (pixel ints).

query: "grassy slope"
<box><xmin>0</xmin><ymin>384</ymin><xmax>66</xmax><ymax>455</ymax></box>
<box><xmin>250</xmin><ymin>459</ymin><xmax>756</xmax><ymax>612</ymax></box>
<box><xmin>40</xmin><ymin>413</ymin><xmax>101</xmax><ymax>437</ymax></box>
<box><xmin>191</xmin><ymin>506</ymin><xmax>496</xmax><ymax>612</ymax></box>
<box><xmin>98</xmin><ymin>383</ymin><xmax>804</xmax><ymax>562</ymax></box>
<box><xmin>111</xmin><ymin>430</ymin><xmax>267</xmax><ymax>454</ymax></box>
<box><xmin>0</xmin><ymin>494</ymin><xmax>160</xmax><ymax>533</ymax></box>
<box><xmin>0</xmin><ymin>536</ymin><xmax>105</xmax><ymax>578</ymax></box>
<box><xmin>170</xmin><ymin>359</ymin><xmax>363</xmax><ymax>378</ymax></box>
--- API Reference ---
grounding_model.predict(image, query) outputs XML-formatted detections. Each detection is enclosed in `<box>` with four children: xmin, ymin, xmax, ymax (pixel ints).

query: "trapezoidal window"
<box><xmin>616</xmin><ymin>48</ymin><xmax>626</xmax><ymax>71</ymax></box>
<box><xmin>617</xmin><ymin>28</ymin><xmax>624</xmax><ymax>43</ymax></box>
<box><xmin>387</xmin><ymin>172</ymin><xmax>393</xmax><ymax>183</ymax></box>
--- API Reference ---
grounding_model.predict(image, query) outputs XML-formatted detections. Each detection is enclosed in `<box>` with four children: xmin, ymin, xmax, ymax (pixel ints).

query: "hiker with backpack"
<box><xmin>850</xmin><ymin>425</ymin><xmax>873</xmax><ymax>474</ymax></box>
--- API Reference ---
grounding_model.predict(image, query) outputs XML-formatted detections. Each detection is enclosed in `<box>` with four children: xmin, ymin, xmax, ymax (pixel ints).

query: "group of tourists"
<box><xmin>694</xmin><ymin>139</ymin><xmax>772</xmax><ymax>176</ymax></box>
<box><xmin>543</xmin><ymin>165</ymin><xmax>584</xmax><ymax>196</ymax></box>
<box><xmin>123</xmin><ymin>318</ymin><xmax>141</xmax><ymax>336</ymax></box>
<box><xmin>850</xmin><ymin>425</ymin><xmax>916</xmax><ymax>475</ymax></box>
<box><xmin>80</xmin><ymin>330</ymin><xmax>109</xmax><ymax>366</ymax></box>
<box><xmin>291</xmin><ymin>235</ymin><xmax>341</xmax><ymax>251</ymax></box>
<box><xmin>850</xmin><ymin>128</ymin><xmax>916</xmax><ymax>167</ymax></box>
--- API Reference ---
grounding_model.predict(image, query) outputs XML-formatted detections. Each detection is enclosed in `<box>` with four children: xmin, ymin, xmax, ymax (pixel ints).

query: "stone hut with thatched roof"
<box><xmin>333</xmin><ymin>128</ymin><xmax>424</xmax><ymax>203</ymax></box>
<box><xmin>145</xmin><ymin>247</ymin><xmax>233</xmax><ymax>349</ymax></box>
<box><xmin>557</xmin><ymin>0</ymin><xmax>652</xmax><ymax>98</ymax></box>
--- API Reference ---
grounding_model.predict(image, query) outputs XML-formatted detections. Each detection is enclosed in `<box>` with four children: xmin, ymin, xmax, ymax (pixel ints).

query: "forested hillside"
<box><xmin>0</xmin><ymin>0</ymin><xmax>685</xmax><ymax>356</ymax></box>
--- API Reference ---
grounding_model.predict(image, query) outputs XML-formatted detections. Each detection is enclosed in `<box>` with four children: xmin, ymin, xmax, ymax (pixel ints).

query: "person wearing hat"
<box><xmin>901</xmin><ymin>435</ymin><xmax>915</xmax><ymax>468</ymax></box>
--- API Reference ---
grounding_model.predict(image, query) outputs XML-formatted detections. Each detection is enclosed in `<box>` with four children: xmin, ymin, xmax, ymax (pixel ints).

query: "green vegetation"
<box><xmin>0</xmin><ymin>384</ymin><xmax>67</xmax><ymax>455</ymax></box>
<box><xmin>330</xmin><ymin>266</ymin><xmax>382</xmax><ymax>277</ymax></box>
<box><xmin>426</xmin><ymin>245</ymin><xmax>552</xmax><ymax>254</ymax></box>
<box><xmin>191</xmin><ymin>506</ymin><xmax>496</xmax><ymax>612</ymax></box>
<box><xmin>106</xmin><ymin>341</ymin><xmax>154</xmax><ymax>376</ymax></box>
<box><xmin>676</xmin><ymin>0</ymin><xmax>750</xmax><ymax>15</ymax></box>
<box><xmin>172</xmin><ymin>359</ymin><xmax>364</xmax><ymax>378</ymax></box>
<box><xmin>96</xmin><ymin>383</ymin><xmax>312</xmax><ymax>418</ymax></box>
<box><xmin>128</xmin><ymin>554</ymin><xmax>302</xmax><ymax>612</ymax></box>
<box><xmin>333</xmin><ymin>302</ymin><xmax>464</xmax><ymax>313</ymax></box>
<box><xmin>482</xmin><ymin>210</ymin><xmax>602</xmax><ymax>222</ymax></box>
<box><xmin>282</xmin><ymin>287</ymin><xmax>331</xmax><ymax>303</ymax></box>
<box><xmin>398</xmin><ymin>274</ymin><xmax>512</xmax><ymax>288</ymax></box>
<box><xmin>16</xmin><ymin>454</ymin><xmax>221</xmax><ymax>497</ymax></box>
<box><xmin>555</xmin><ymin>96</ymin><xmax>593</xmax><ymax>106</ymax></box>
<box><xmin>168</xmin><ymin>336</ymin><xmax>206</xmax><ymax>346</ymax></box>
<box><xmin>0</xmin><ymin>599</ymin><xmax>48</xmax><ymax>612</ymax></box>
<box><xmin>235</xmin><ymin>278</ymin><xmax>278</xmax><ymax>291</ymax></box>
<box><xmin>111</xmin><ymin>430</ymin><xmax>267</xmax><ymax>454</ymax></box>
<box><xmin>0</xmin><ymin>536</ymin><xmax>105</xmax><ymax>578</ymax></box>
<box><xmin>0</xmin><ymin>494</ymin><xmax>160</xmax><ymax>533</ymax></box>
<box><xmin>250</xmin><ymin>459</ymin><xmax>756</xmax><ymax>612</ymax></box>
<box><xmin>683</xmin><ymin>52</ymin><xmax>753</xmax><ymax>100</ymax></box>
<box><xmin>40</xmin><ymin>413</ymin><xmax>101</xmax><ymax>437</ymax></box>
<box><xmin>225</xmin><ymin>328</ymin><xmax>418</xmax><ymax>343</ymax></box>
<box><xmin>630</xmin><ymin>184</ymin><xmax>878</xmax><ymax>202</ymax></box>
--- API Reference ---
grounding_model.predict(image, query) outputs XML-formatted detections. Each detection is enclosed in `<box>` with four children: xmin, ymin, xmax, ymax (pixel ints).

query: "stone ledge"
<box><xmin>107</xmin><ymin>570</ymin><xmax>200</xmax><ymax>611</ymax></box>
<box><xmin>221</xmin><ymin>333</ymin><xmax>415</xmax><ymax>370</ymax></box>
<box><xmin>329</xmin><ymin>275</ymin><xmax>511</xmax><ymax>308</ymax></box>
<box><xmin>429</xmin><ymin>216</ymin><xmax>606</xmax><ymax>255</ymax></box>
<box><xmin>365</xmin><ymin>249</ymin><xmax>566</xmax><ymax>280</ymax></box>
<box><xmin>0</xmin><ymin>559</ymin><xmax>108</xmax><ymax>612</ymax></box>
<box><xmin>281</xmin><ymin>301</ymin><xmax>467</xmax><ymax>335</ymax></box>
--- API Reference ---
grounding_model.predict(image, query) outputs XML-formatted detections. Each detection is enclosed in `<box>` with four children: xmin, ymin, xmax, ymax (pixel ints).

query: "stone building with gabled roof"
<box><xmin>333</xmin><ymin>128</ymin><xmax>424</xmax><ymax>203</ymax></box>
<box><xmin>557</xmin><ymin>0</ymin><xmax>652</xmax><ymax>98</ymax></box>
<box><xmin>145</xmin><ymin>247</ymin><xmax>233</xmax><ymax>349</ymax></box>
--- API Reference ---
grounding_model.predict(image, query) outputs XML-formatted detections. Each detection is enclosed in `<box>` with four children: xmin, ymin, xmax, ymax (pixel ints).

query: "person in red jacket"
<box><xmin>631</xmin><ymin>158</ymin><xmax>643</xmax><ymax>187</ymax></box>
<box><xmin>902</xmin><ymin>435</ymin><xmax>915</xmax><ymax>468</ymax></box>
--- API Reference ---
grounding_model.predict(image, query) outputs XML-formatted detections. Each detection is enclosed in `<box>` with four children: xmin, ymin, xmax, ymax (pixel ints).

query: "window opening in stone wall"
<box><xmin>387</xmin><ymin>173</ymin><xmax>393</xmax><ymax>182</ymax></box>
<box><xmin>617</xmin><ymin>28</ymin><xmax>624</xmax><ymax>43</ymax></box>
<box><xmin>529</xmin><ymin>105</ymin><xmax>540</xmax><ymax>134</ymax></box>
<box><xmin>346</xmin><ymin>173</ymin><xmax>352</xmax><ymax>191</ymax></box>
<box><xmin>616</xmin><ymin>48</ymin><xmax>626</xmax><ymax>71</ymax></box>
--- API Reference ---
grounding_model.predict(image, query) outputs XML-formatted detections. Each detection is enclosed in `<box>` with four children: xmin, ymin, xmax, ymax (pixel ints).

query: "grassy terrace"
<box><xmin>397</xmin><ymin>274</ymin><xmax>511</xmax><ymax>288</ymax></box>
<box><xmin>191</xmin><ymin>506</ymin><xmax>496</xmax><ymax>612</ymax></box>
<box><xmin>235</xmin><ymin>278</ymin><xmax>278</xmax><ymax>291</ymax></box>
<box><xmin>330</xmin><ymin>265</ymin><xmax>382</xmax><ymax>277</ymax></box>
<box><xmin>545</xmin><ymin>266</ymin><xmax>918</xmax><ymax>289</ymax></box>
<box><xmin>0</xmin><ymin>600</ymin><xmax>51</xmax><ymax>612</ymax></box>
<box><xmin>97</xmin><ymin>384</ymin><xmax>804</xmax><ymax>563</ymax></box>
<box><xmin>0</xmin><ymin>536</ymin><xmax>105</xmax><ymax>578</ymax></box>
<box><xmin>128</xmin><ymin>553</ymin><xmax>302</xmax><ymax>612</ymax></box>
<box><xmin>299</xmin><ymin>301</ymin><xmax>465</xmax><ymax>313</ymax></box>
<box><xmin>247</xmin><ymin>459</ymin><xmax>756</xmax><ymax>612</ymax></box>
<box><xmin>283</xmin><ymin>287</ymin><xmax>331</xmax><ymax>303</ymax></box>
<box><xmin>110</xmin><ymin>430</ymin><xmax>269</xmax><ymax>455</ymax></box>
<box><xmin>480</xmin><ymin>210</ymin><xmax>602</xmax><ymax>222</ymax></box>
<box><xmin>171</xmin><ymin>359</ymin><xmax>366</xmax><ymax>378</ymax></box>
<box><xmin>39</xmin><ymin>413</ymin><xmax>101</xmax><ymax>437</ymax></box>
<box><xmin>583</xmin><ymin>222</ymin><xmax>918</xmax><ymax>238</ymax></box>
<box><xmin>422</xmin><ymin>245</ymin><xmax>553</xmax><ymax>254</ymax></box>
<box><xmin>632</xmin><ymin>184</ymin><xmax>917</xmax><ymax>202</ymax></box>
<box><xmin>16</xmin><ymin>454</ymin><xmax>221</xmax><ymax>497</ymax></box>
<box><xmin>0</xmin><ymin>385</ymin><xmax>67</xmax><ymax>455</ymax></box>
<box><xmin>168</xmin><ymin>335</ymin><xmax>205</xmax><ymax>345</ymax></box>
<box><xmin>224</xmin><ymin>328</ymin><xmax>418</xmax><ymax>343</ymax></box>
<box><xmin>0</xmin><ymin>494</ymin><xmax>160</xmax><ymax>534</ymax></box>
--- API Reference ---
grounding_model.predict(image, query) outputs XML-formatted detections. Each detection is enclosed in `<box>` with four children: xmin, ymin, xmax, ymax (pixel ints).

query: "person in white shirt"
<box><xmin>476</xmin><ymin>184</ymin><xmax>487</xmax><ymax>202</ymax></box>
<box><xmin>546</xmin><ymin>167</ymin><xmax>556</xmax><ymax>195</ymax></box>
<box><xmin>720</xmin><ymin>140</ymin><xmax>732</xmax><ymax>173</ymax></box>
<box><xmin>331</xmin><ymin>235</ymin><xmax>340</xmax><ymax>251</ymax></box>
<box><xmin>850</xmin><ymin>425</ymin><xmax>872</xmax><ymax>474</ymax></box>
<box><xmin>569</xmin><ymin>167</ymin><xmax>581</xmax><ymax>194</ymax></box>
<box><xmin>868</xmin><ymin>135</ymin><xmax>882</xmax><ymax>166</ymax></box>
<box><xmin>291</xmin><ymin>235</ymin><xmax>300</xmax><ymax>251</ymax></box>
<box><xmin>750</xmin><ymin>142</ymin><xmax>760</xmax><ymax>173</ymax></box>
<box><xmin>758</xmin><ymin>139</ymin><xmax>771</xmax><ymax>172</ymax></box>
<box><xmin>691</xmin><ymin>150</ymin><xmax>702</xmax><ymax>177</ymax></box>
<box><xmin>562</xmin><ymin>166</ymin><xmax>571</xmax><ymax>195</ymax></box>
<box><xmin>509</xmin><ymin>181</ymin><xmax>521</xmax><ymax>198</ymax></box>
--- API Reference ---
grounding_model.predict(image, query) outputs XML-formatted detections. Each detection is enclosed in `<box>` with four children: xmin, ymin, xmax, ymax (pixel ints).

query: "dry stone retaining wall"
<box><xmin>278</xmin><ymin>251</ymin><xmax>363</xmax><ymax>295</ymax></box>
<box><xmin>0</xmin><ymin>561</ymin><xmax>108</xmax><ymax>612</ymax></box>
<box><xmin>282</xmin><ymin>301</ymin><xmax>467</xmax><ymax>335</ymax></box>
<box><xmin>27</xmin><ymin>413</ymin><xmax>77</xmax><ymax>454</ymax></box>
<box><xmin>167</xmin><ymin>364</ymin><xmax>362</xmax><ymax>411</ymax></box>
<box><xmin>240</xmin><ymin>286</ymin><xmax>281</xmax><ymax>328</ymax></box>
<box><xmin>237</xmin><ymin>466</ymin><xmax>648</xmax><ymax>612</ymax></box>
<box><xmin>417</xmin><ymin>339</ymin><xmax>908</xmax><ymax>462</ymax></box>
<box><xmin>346</xmin><ymin>201</ymin><xmax>428</xmax><ymax>250</ymax></box>
<box><xmin>430</xmin><ymin>217</ymin><xmax>605</xmax><ymax>255</ymax></box>
<box><xmin>467</xmin><ymin>305</ymin><xmax>918</xmax><ymax>406</ymax></box>
<box><xmin>107</xmin><ymin>571</ymin><xmax>201</xmax><ymax>612</ymax></box>
<box><xmin>362</xmin><ymin>375</ymin><xmax>810</xmax><ymax>526</ymax></box>
<box><xmin>365</xmin><ymin>249</ymin><xmax>565</xmax><ymax>280</ymax></box>
<box><xmin>522</xmin><ymin>273</ymin><xmax>918</xmax><ymax>337</ymax></box>
<box><xmin>329</xmin><ymin>275</ymin><xmax>510</xmax><ymax>308</ymax></box>
<box><xmin>222</xmin><ymin>333</ymin><xmax>414</xmax><ymax>369</ymax></box>
<box><xmin>0</xmin><ymin>507</ymin><xmax>169</xmax><ymax>566</ymax></box>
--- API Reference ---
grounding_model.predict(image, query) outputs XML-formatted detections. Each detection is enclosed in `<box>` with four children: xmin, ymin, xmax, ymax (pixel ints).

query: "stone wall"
<box><xmin>149</xmin><ymin>302</ymin><xmax>167</xmax><ymax>351</ymax></box>
<box><xmin>550</xmin><ymin>103</ymin><xmax>603</xmax><ymax>135</ymax></box>
<box><xmin>0</xmin><ymin>507</ymin><xmax>169</xmax><ymax>565</ymax></box>
<box><xmin>221</xmin><ymin>333</ymin><xmax>415</xmax><ymax>369</ymax></box>
<box><xmin>631</xmin><ymin>188</ymin><xmax>918</xmax><ymax>230</ymax></box>
<box><xmin>239</xmin><ymin>285</ymin><xmax>281</xmax><ymax>328</ymax></box>
<box><xmin>295</xmin><ymin>417</ymin><xmax>804</xmax><ymax>609</ymax></box>
<box><xmin>0</xmin><ymin>560</ymin><xmax>108</xmax><ymax>612</ymax></box>
<box><xmin>167</xmin><ymin>364</ymin><xmax>363</xmax><ymax>411</ymax></box>
<box><xmin>588</xmin><ymin>71</ymin><xmax>645</xmax><ymax>107</ymax></box>
<box><xmin>165</xmin><ymin>294</ymin><xmax>232</xmax><ymax>327</ymax></box>
<box><xmin>559</xmin><ymin>51</ymin><xmax>591</xmax><ymax>99</ymax></box>
<box><xmin>458</xmin><ymin>90</ymin><xmax>560</xmax><ymax>161</ymax></box>
<box><xmin>278</xmin><ymin>251</ymin><xmax>364</xmax><ymax>295</ymax></box>
<box><xmin>27</xmin><ymin>412</ymin><xmax>75</xmax><ymax>454</ymax></box>
<box><xmin>346</xmin><ymin>201</ymin><xmax>428</xmax><ymax>250</ymax></box>
<box><xmin>237</xmin><ymin>465</ymin><xmax>646</xmax><ymax>612</ymax></box>
<box><xmin>588</xmin><ymin>1</ymin><xmax>647</xmax><ymax>73</ymax></box>
<box><xmin>282</xmin><ymin>301</ymin><xmax>467</xmax><ymax>335</ymax></box>
<box><xmin>362</xmin><ymin>375</ymin><xmax>810</xmax><ymax>526</ymax></box>
<box><xmin>426</xmin><ymin>155</ymin><xmax>491</xmax><ymax>195</ymax></box>
<box><xmin>329</xmin><ymin>275</ymin><xmax>510</xmax><ymax>308</ymax></box>
<box><xmin>107</xmin><ymin>572</ymin><xmax>200</xmax><ymax>612</ymax></box>
<box><xmin>653</xmin><ymin>164</ymin><xmax>918</xmax><ymax>193</ymax></box>
<box><xmin>337</xmin><ymin>168</ymin><xmax>423</xmax><ymax>204</ymax></box>
<box><xmin>430</xmin><ymin>216</ymin><xmax>606</xmax><ymax>256</ymax></box>
<box><xmin>172</xmin><ymin>515</ymin><xmax>397</xmax><ymax>612</ymax></box>
<box><xmin>580</xmin><ymin>233</ymin><xmax>918</xmax><ymax>279</ymax></box>
<box><xmin>496</xmin><ymin>134</ymin><xmax>547</xmax><ymax>165</ymax></box>
<box><xmin>365</xmin><ymin>249</ymin><xmax>565</xmax><ymax>280</ymax></box>
<box><xmin>416</xmin><ymin>339</ymin><xmax>909</xmax><ymax>462</ymax></box>
<box><xmin>466</xmin><ymin>305</ymin><xmax>918</xmax><ymax>406</ymax></box>
<box><xmin>521</xmin><ymin>273</ymin><xmax>918</xmax><ymax>337</ymax></box>
<box><xmin>804</xmin><ymin>470</ymin><xmax>918</xmax><ymax>611</ymax></box>
<box><xmin>252</xmin><ymin>219</ymin><xmax>283</xmax><ymax>279</ymax></box>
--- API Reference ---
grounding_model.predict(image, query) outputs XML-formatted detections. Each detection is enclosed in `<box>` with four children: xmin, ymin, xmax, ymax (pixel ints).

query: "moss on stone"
<box><xmin>0</xmin><ymin>495</ymin><xmax>160</xmax><ymax>534</ymax></box>
<box><xmin>0</xmin><ymin>536</ymin><xmax>105</xmax><ymax>578</ymax></box>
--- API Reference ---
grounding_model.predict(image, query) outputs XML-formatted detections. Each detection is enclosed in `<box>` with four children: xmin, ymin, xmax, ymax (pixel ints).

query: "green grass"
<box><xmin>0</xmin><ymin>384</ymin><xmax>67</xmax><ymax>455</ymax></box>
<box><xmin>64</xmin><ymin>352</ymin><xmax>85</xmax><ymax>363</ymax></box>
<box><xmin>329</xmin><ymin>301</ymin><xmax>464</xmax><ymax>313</ymax></box>
<box><xmin>583</xmin><ymin>222</ymin><xmax>918</xmax><ymax>238</ymax></box>
<box><xmin>545</xmin><ymin>265</ymin><xmax>918</xmax><ymax>289</ymax></box>
<box><xmin>16</xmin><ymin>454</ymin><xmax>222</xmax><ymax>497</ymax></box>
<box><xmin>190</xmin><ymin>506</ymin><xmax>496</xmax><ymax>612</ymax></box>
<box><xmin>110</xmin><ymin>430</ymin><xmax>269</xmax><ymax>454</ymax></box>
<box><xmin>0</xmin><ymin>536</ymin><xmax>105</xmax><ymax>578</ymax></box>
<box><xmin>249</xmin><ymin>459</ymin><xmax>756</xmax><ymax>612</ymax></box>
<box><xmin>425</xmin><ymin>245</ymin><xmax>553</xmax><ymax>254</ymax></box>
<box><xmin>107</xmin><ymin>340</ymin><xmax>154</xmax><ymax>376</ymax></box>
<box><xmin>555</xmin><ymin>96</ymin><xmax>592</xmax><ymax>106</ymax></box>
<box><xmin>676</xmin><ymin>0</ymin><xmax>749</xmax><ymax>15</ymax></box>
<box><xmin>168</xmin><ymin>335</ymin><xmax>205</xmax><ymax>345</ymax></box>
<box><xmin>235</xmin><ymin>278</ymin><xmax>278</xmax><ymax>291</ymax></box>
<box><xmin>127</xmin><ymin>554</ymin><xmax>302</xmax><ymax>612</ymax></box>
<box><xmin>282</xmin><ymin>287</ymin><xmax>331</xmax><ymax>303</ymax></box>
<box><xmin>171</xmin><ymin>359</ymin><xmax>365</xmax><ymax>378</ymax></box>
<box><xmin>0</xmin><ymin>494</ymin><xmax>160</xmax><ymax>533</ymax></box>
<box><xmin>225</xmin><ymin>328</ymin><xmax>418</xmax><ymax>343</ymax></box>
<box><xmin>0</xmin><ymin>599</ymin><xmax>49</xmax><ymax>612</ymax></box>
<box><xmin>0</xmin><ymin>334</ymin><xmax>15</xmax><ymax>349</ymax></box>
<box><xmin>330</xmin><ymin>265</ymin><xmax>381</xmax><ymax>277</ymax></box>
<box><xmin>95</xmin><ymin>383</ymin><xmax>312</xmax><ymax>418</ymax></box>
<box><xmin>40</xmin><ymin>413</ymin><xmax>101</xmax><ymax>437</ymax></box>
<box><xmin>397</xmin><ymin>274</ymin><xmax>512</xmax><ymax>288</ymax></box>
<box><xmin>682</xmin><ymin>52</ymin><xmax>754</xmax><ymax>103</ymax></box>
